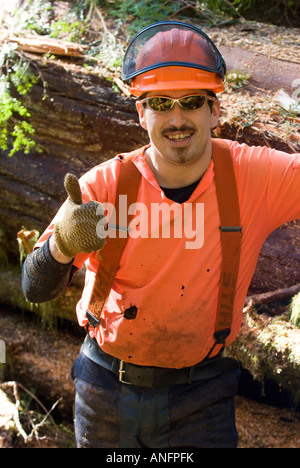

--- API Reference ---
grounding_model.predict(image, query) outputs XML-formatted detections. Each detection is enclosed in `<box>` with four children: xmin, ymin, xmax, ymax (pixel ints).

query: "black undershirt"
<box><xmin>160</xmin><ymin>178</ymin><xmax>201</xmax><ymax>204</ymax></box>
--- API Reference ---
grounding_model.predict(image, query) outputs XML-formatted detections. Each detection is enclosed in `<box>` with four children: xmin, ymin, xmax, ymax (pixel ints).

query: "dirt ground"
<box><xmin>235</xmin><ymin>395</ymin><xmax>300</xmax><ymax>448</ymax></box>
<box><xmin>1</xmin><ymin>385</ymin><xmax>300</xmax><ymax>448</ymax></box>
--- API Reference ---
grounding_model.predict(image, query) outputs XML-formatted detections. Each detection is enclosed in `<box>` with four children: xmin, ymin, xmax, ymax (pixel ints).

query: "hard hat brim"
<box><xmin>130</xmin><ymin>66</ymin><xmax>225</xmax><ymax>96</ymax></box>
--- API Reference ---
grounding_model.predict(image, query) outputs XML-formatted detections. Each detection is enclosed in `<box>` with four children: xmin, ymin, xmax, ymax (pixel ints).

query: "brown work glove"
<box><xmin>54</xmin><ymin>173</ymin><xmax>106</xmax><ymax>258</ymax></box>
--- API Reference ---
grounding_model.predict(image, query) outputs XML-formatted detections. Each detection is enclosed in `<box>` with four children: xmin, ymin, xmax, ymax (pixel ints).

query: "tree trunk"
<box><xmin>228</xmin><ymin>306</ymin><xmax>300</xmax><ymax>411</ymax></box>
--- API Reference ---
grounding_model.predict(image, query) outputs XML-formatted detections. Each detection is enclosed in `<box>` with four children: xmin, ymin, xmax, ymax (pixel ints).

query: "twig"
<box><xmin>16</xmin><ymin>50</ymin><xmax>49</xmax><ymax>97</ymax></box>
<box><xmin>168</xmin><ymin>0</ymin><xmax>214</xmax><ymax>22</ymax></box>
<box><xmin>17</xmin><ymin>231</ymin><xmax>31</xmax><ymax>254</ymax></box>
<box><xmin>113</xmin><ymin>76</ymin><xmax>131</xmax><ymax>97</ymax></box>
<box><xmin>11</xmin><ymin>382</ymin><xmax>29</xmax><ymax>441</ymax></box>
<box><xmin>28</xmin><ymin>397</ymin><xmax>62</xmax><ymax>441</ymax></box>
<box><xmin>94</xmin><ymin>7</ymin><xmax>116</xmax><ymax>48</ymax></box>
<box><xmin>0</xmin><ymin>381</ymin><xmax>60</xmax><ymax>443</ymax></box>
<box><xmin>222</xmin><ymin>0</ymin><xmax>246</xmax><ymax>21</ymax></box>
<box><xmin>16</xmin><ymin>381</ymin><xmax>58</xmax><ymax>429</ymax></box>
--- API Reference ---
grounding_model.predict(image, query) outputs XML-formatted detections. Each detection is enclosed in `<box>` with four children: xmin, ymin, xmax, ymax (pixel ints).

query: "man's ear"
<box><xmin>136</xmin><ymin>100</ymin><xmax>148</xmax><ymax>130</ymax></box>
<box><xmin>210</xmin><ymin>99</ymin><xmax>221</xmax><ymax>129</ymax></box>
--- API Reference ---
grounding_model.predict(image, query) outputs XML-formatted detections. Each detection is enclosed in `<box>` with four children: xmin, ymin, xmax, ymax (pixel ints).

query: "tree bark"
<box><xmin>245</xmin><ymin>284</ymin><xmax>300</xmax><ymax>307</ymax></box>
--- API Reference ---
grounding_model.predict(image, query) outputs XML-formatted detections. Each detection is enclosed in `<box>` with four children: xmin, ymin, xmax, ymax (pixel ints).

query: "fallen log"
<box><xmin>0</xmin><ymin>266</ymin><xmax>81</xmax><ymax>325</ymax></box>
<box><xmin>0</xmin><ymin>60</ymin><xmax>146</xmax><ymax>260</ymax></box>
<box><xmin>219</xmin><ymin>45</ymin><xmax>300</xmax><ymax>92</ymax></box>
<box><xmin>0</xmin><ymin>261</ymin><xmax>299</xmax><ymax>325</ymax></box>
<box><xmin>245</xmin><ymin>284</ymin><xmax>300</xmax><ymax>308</ymax></box>
<box><xmin>5</xmin><ymin>34</ymin><xmax>88</xmax><ymax>57</ymax></box>
<box><xmin>227</xmin><ymin>306</ymin><xmax>300</xmax><ymax>410</ymax></box>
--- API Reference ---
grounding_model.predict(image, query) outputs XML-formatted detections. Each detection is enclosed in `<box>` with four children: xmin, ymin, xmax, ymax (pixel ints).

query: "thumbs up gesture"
<box><xmin>54</xmin><ymin>173</ymin><xmax>106</xmax><ymax>258</ymax></box>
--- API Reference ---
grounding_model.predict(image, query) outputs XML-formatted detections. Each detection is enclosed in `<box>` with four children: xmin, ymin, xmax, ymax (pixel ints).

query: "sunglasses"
<box><xmin>140</xmin><ymin>94</ymin><xmax>217</xmax><ymax>113</ymax></box>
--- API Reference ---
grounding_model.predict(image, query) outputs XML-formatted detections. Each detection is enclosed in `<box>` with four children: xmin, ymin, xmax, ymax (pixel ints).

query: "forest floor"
<box><xmin>1</xmin><ymin>392</ymin><xmax>300</xmax><ymax>448</ymax></box>
<box><xmin>1</xmin><ymin>374</ymin><xmax>300</xmax><ymax>449</ymax></box>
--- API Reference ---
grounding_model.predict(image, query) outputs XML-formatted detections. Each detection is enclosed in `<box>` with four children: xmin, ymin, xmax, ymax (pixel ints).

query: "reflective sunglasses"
<box><xmin>140</xmin><ymin>94</ymin><xmax>217</xmax><ymax>113</ymax></box>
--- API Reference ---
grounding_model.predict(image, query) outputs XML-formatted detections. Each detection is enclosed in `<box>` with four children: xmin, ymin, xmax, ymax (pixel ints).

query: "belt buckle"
<box><xmin>119</xmin><ymin>360</ymin><xmax>132</xmax><ymax>385</ymax></box>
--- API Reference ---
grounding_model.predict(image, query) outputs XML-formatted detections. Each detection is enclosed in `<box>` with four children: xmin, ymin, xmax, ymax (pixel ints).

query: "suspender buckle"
<box><xmin>86</xmin><ymin>309</ymin><xmax>100</xmax><ymax>328</ymax></box>
<box><xmin>214</xmin><ymin>328</ymin><xmax>231</xmax><ymax>344</ymax></box>
<box><xmin>106</xmin><ymin>223</ymin><xmax>129</xmax><ymax>233</ymax></box>
<box><xmin>220</xmin><ymin>226</ymin><xmax>242</xmax><ymax>232</ymax></box>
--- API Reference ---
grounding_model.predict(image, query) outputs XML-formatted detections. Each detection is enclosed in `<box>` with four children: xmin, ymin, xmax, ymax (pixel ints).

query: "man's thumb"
<box><xmin>64</xmin><ymin>173</ymin><xmax>82</xmax><ymax>205</ymax></box>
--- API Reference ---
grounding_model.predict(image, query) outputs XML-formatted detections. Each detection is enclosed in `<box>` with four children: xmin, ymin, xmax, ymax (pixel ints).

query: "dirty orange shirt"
<box><xmin>36</xmin><ymin>140</ymin><xmax>300</xmax><ymax>368</ymax></box>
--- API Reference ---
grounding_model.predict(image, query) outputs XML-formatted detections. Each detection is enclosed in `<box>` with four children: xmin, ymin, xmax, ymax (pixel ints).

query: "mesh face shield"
<box><xmin>122</xmin><ymin>21</ymin><xmax>226</xmax><ymax>92</ymax></box>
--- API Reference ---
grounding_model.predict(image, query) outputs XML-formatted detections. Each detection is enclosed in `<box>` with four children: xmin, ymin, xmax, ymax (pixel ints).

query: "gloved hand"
<box><xmin>54</xmin><ymin>173</ymin><xmax>106</xmax><ymax>258</ymax></box>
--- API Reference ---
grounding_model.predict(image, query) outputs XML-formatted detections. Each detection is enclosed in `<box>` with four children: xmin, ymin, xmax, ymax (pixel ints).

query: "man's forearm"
<box><xmin>22</xmin><ymin>235</ymin><xmax>76</xmax><ymax>303</ymax></box>
<box><xmin>49</xmin><ymin>234</ymin><xmax>74</xmax><ymax>264</ymax></box>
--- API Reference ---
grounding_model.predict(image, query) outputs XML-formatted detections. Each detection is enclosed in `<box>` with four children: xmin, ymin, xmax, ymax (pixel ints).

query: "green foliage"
<box><xmin>17</xmin><ymin>229</ymin><xmax>40</xmax><ymax>265</ymax></box>
<box><xmin>13</xmin><ymin>0</ymin><xmax>53</xmax><ymax>35</ymax></box>
<box><xmin>226</xmin><ymin>70</ymin><xmax>251</xmax><ymax>89</ymax></box>
<box><xmin>50</xmin><ymin>19</ymin><xmax>87</xmax><ymax>42</ymax></box>
<box><xmin>106</xmin><ymin>0</ymin><xmax>181</xmax><ymax>33</ymax></box>
<box><xmin>13</xmin><ymin>0</ymin><xmax>88</xmax><ymax>42</ymax></box>
<box><xmin>0</xmin><ymin>228</ymin><xmax>9</xmax><ymax>268</ymax></box>
<box><xmin>232</xmin><ymin>0</ymin><xmax>256</xmax><ymax>10</ymax></box>
<box><xmin>0</xmin><ymin>43</ymin><xmax>40</xmax><ymax>157</ymax></box>
<box><xmin>290</xmin><ymin>292</ymin><xmax>300</xmax><ymax>328</ymax></box>
<box><xmin>103</xmin><ymin>0</ymin><xmax>241</xmax><ymax>34</ymax></box>
<box><xmin>97</xmin><ymin>0</ymin><xmax>300</xmax><ymax>31</ymax></box>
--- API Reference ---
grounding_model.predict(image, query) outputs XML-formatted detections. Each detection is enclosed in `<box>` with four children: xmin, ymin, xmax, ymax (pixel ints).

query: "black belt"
<box><xmin>81</xmin><ymin>335</ymin><xmax>240</xmax><ymax>388</ymax></box>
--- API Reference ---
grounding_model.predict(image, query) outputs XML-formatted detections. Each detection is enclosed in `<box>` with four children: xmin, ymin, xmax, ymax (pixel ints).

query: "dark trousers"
<box><xmin>71</xmin><ymin>352</ymin><xmax>240</xmax><ymax>448</ymax></box>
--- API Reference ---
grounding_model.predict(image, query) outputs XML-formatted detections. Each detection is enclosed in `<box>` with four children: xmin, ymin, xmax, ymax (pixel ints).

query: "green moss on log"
<box><xmin>290</xmin><ymin>292</ymin><xmax>300</xmax><ymax>328</ymax></box>
<box><xmin>0</xmin><ymin>265</ymin><xmax>80</xmax><ymax>327</ymax></box>
<box><xmin>228</xmin><ymin>306</ymin><xmax>300</xmax><ymax>408</ymax></box>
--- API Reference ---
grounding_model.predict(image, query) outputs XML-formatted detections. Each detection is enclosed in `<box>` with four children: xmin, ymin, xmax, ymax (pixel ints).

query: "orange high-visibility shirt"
<box><xmin>36</xmin><ymin>140</ymin><xmax>300</xmax><ymax>368</ymax></box>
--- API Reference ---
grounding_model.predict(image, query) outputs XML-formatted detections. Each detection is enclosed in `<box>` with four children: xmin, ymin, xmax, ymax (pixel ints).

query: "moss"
<box><xmin>228</xmin><ymin>307</ymin><xmax>300</xmax><ymax>407</ymax></box>
<box><xmin>0</xmin><ymin>228</ymin><xmax>9</xmax><ymax>268</ymax></box>
<box><xmin>0</xmin><ymin>265</ymin><xmax>80</xmax><ymax>329</ymax></box>
<box><xmin>290</xmin><ymin>292</ymin><xmax>300</xmax><ymax>328</ymax></box>
<box><xmin>17</xmin><ymin>228</ymin><xmax>40</xmax><ymax>265</ymax></box>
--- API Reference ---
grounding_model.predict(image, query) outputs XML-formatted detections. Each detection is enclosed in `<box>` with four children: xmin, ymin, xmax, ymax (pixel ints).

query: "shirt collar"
<box><xmin>132</xmin><ymin>144</ymin><xmax>215</xmax><ymax>201</ymax></box>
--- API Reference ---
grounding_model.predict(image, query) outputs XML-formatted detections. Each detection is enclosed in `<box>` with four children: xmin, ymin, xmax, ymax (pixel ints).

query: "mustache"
<box><xmin>162</xmin><ymin>125</ymin><xmax>195</xmax><ymax>135</ymax></box>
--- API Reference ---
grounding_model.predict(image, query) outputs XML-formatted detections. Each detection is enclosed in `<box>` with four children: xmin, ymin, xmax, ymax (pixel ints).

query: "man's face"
<box><xmin>136</xmin><ymin>89</ymin><xmax>220</xmax><ymax>168</ymax></box>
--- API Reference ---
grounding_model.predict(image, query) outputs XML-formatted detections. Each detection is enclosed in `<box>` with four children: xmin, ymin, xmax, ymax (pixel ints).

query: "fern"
<box><xmin>0</xmin><ymin>45</ymin><xmax>40</xmax><ymax>157</ymax></box>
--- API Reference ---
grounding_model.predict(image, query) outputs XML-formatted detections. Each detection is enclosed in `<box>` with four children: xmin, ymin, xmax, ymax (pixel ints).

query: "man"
<box><xmin>22</xmin><ymin>21</ymin><xmax>300</xmax><ymax>448</ymax></box>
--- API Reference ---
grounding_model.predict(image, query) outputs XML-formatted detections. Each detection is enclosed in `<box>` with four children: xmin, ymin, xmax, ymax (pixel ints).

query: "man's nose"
<box><xmin>168</xmin><ymin>103</ymin><xmax>188</xmax><ymax>127</ymax></box>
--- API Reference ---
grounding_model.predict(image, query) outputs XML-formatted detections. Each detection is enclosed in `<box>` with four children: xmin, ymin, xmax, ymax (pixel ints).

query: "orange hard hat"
<box><xmin>122</xmin><ymin>21</ymin><xmax>226</xmax><ymax>96</ymax></box>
